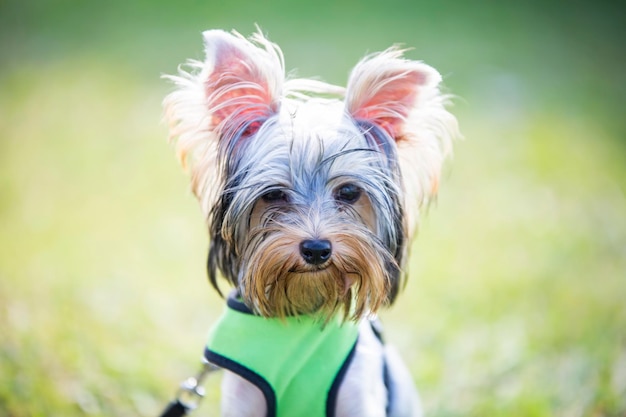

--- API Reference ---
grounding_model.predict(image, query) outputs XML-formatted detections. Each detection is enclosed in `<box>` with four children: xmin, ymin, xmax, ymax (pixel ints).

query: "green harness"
<box><xmin>204</xmin><ymin>292</ymin><xmax>359</xmax><ymax>417</ymax></box>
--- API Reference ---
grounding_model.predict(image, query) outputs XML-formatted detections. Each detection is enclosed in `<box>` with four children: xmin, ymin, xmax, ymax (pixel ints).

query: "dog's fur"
<box><xmin>163</xmin><ymin>28</ymin><xmax>457</xmax><ymax>417</ymax></box>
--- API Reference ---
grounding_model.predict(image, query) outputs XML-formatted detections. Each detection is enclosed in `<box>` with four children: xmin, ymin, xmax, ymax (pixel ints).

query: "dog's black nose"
<box><xmin>299</xmin><ymin>239</ymin><xmax>332</xmax><ymax>265</ymax></box>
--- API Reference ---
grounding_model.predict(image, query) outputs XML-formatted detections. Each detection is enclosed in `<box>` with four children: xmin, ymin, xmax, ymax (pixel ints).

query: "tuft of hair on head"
<box><xmin>344</xmin><ymin>46</ymin><xmax>459</xmax><ymax>238</ymax></box>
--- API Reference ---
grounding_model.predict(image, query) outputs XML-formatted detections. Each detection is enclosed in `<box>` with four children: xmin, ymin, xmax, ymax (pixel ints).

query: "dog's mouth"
<box><xmin>288</xmin><ymin>261</ymin><xmax>332</xmax><ymax>274</ymax></box>
<box><xmin>289</xmin><ymin>262</ymin><xmax>357</xmax><ymax>296</ymax></box>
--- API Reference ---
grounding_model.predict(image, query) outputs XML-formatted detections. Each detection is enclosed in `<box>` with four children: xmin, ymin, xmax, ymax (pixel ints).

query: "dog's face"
<box><xmin>215</xmin><ymin>103</ymin><xmax>405</xmax><ymax>320</ymax></box>
<box><xmin>163</xmin><ymin>29</ymin><xmax>457</xmax><ymax>320</ymax></box>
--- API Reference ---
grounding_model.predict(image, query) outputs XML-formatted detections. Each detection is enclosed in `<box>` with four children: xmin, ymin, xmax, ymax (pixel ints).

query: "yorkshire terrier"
<box><xmin>163</xmin><ymin>28</ymin><xmax>457</xmax><ymax>417</ymax></box>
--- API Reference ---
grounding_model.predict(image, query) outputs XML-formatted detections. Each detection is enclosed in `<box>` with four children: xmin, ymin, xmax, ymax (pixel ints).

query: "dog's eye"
<box><xmin>261</xmin><ymin>189</ymin><xmax>287</xmax><ymax>203</ymax></box>
<box><xmin>335</xmin><ymin>183</ymin><xmax>361</xmax><ymax>204</ymax></box>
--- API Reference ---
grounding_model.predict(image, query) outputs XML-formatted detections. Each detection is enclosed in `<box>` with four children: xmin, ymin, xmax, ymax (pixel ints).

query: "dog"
<box><xmin>163</xmin><ymin>28</ymin><xmax>457</xmax><ymax>417</ymax></box>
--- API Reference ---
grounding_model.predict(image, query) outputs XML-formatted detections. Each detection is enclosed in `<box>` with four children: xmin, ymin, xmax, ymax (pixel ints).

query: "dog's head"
<box><xmin>163</xmin><ymin>29</ymin><xmax>457</xmax><ymax>320</ymax></box>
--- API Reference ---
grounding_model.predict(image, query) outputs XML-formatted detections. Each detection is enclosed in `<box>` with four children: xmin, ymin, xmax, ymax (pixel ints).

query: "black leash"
<box><xmin>159</xmin><ymin>358</ymin><xmax>221</xmax><ymax>417</ymax></box>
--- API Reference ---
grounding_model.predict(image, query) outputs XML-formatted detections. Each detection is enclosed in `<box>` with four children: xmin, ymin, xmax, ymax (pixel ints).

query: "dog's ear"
<box><xmin>164</xmin><ymin>29</ymin><xmax>283</xmax><ymax>154</ymax></box>
<box><xmin>200</xmin><ymin>29</ymin><xmax>283</xmax><ymax>136</ymax></box>
<box><xmin>345</xmin><ymin>47</ymin><xmax>441</xmax><ymax>143</ymax></box>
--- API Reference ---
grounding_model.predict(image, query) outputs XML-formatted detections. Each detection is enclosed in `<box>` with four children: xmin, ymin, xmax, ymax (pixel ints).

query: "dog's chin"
<box><xmin>242</xmin><ymin>263</ymin><xmax>353</xmax><ymax>320</ymax></box>
<box><xmin>284</xmin><ymin>265</ymin><xmax>356</xmax><ymax>316</ymax></box>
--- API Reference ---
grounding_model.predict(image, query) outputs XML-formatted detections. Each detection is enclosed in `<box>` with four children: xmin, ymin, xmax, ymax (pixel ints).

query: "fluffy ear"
<box><xmin>163</xmin><ymin>29</ymin><xmax>284</xmax><ymax>211</ymax></box>
<box><xmin>200</xmin><ymin>29</ymin><xmax>283</xmax><ymax>134</ymax></box>
<box><xmin>345</xmin><ymin>48</ymin><xmax>458</xmax><ymax>235</ymax></box>
<box><xmin>345</xmin><ymin>47</ymin><xmax>442</xmax><ymax>142</ymax></box>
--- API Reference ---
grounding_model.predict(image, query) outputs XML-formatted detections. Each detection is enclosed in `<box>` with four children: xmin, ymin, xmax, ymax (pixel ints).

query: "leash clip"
<box><xmin>175</xmin><ymin>359</ymin><xmax>220</xmax><ymax>412</ymax></box>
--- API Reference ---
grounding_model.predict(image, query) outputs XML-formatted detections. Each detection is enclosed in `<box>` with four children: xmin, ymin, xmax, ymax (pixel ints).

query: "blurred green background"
<box><xmin>1</xmin><ymin>1</ymin><xmax>625</xmax><ymax>416</ymax></box>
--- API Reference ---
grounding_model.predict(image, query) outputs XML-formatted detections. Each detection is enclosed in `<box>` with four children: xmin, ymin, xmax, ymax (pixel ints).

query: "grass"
<box><xmin>1</xmin><ymin>1</ymin><xmax>625</xmax><ymax>416</ymax></box>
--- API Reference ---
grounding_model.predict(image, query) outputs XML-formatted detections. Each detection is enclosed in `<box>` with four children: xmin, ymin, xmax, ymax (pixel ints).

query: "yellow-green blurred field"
<box><xmin>1</xmin><ymin>1</ymin><xmax>625</xmax><ymax>416</ymax></box>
